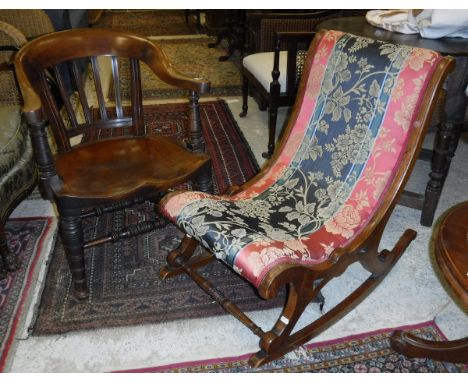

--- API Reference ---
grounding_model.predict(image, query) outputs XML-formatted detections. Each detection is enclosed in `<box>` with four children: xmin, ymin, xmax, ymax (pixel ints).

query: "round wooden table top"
<box><xmin>318</xmin><ymin>17</ymin><xmax>468</xmax><ymax>56</ymax></box>
<box><xmin>436</xmin><ymin>201</ymin><xmax>468</xmax><ymax>306</ymax></box>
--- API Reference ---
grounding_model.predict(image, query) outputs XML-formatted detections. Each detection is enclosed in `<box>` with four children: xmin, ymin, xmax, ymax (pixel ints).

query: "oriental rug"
<box><xmin>32</xmin><ymin>100</ymin><xmax>274</xmax><ymax>335</ymax></box>
<box><xmin>0</xmin><ymin>217</ymin><xmax>54</xmax><ymax>371</ymax></box>
<box><xmin>108</xmin><ymin>37</ymin><xmax>242</xmax><ymax>101</ymax></box>
<box><xmin>94</xmin><ymin>10</ymin><xmax>196</xmax><ymax>36</ymax></box>
<box><xmin>116</xmin><ymin>321</ymin><xmax>468</xmax><ymax>373</ymax></box>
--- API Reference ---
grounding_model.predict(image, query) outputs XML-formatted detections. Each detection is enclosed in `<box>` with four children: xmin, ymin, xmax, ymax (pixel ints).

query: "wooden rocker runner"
<box><xmin>159</xmin><ymin>30</ymin><xmax>454</xmax><ymax>367</ymax></box>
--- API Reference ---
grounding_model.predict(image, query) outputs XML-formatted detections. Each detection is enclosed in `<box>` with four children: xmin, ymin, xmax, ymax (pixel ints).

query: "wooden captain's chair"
<box><xmin>159</xmin><ymin>30</ymin><xmax>454</xmax><ymax>366</ymax></box>
<box><xmin>14</xmin><ymin>28</ymin><xmax>212</xmax><ymax>299</ymax></box>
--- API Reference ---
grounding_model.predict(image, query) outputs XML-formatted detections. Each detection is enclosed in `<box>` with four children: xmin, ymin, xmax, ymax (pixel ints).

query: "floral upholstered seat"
<box><xmin>161</xmin><ymin>30</ymin><xmax>444</xmax><ymax>288</ymax></box>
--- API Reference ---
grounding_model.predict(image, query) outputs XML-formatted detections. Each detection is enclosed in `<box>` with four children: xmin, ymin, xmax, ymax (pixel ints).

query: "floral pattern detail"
<box><xmin>160</xmin><ymin>31</ymin><xmax>442</xmax><ymax>287</ymax></box>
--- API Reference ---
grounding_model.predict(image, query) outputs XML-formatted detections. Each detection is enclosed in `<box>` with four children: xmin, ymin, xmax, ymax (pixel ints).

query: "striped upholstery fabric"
<box><xmin>160</xmin><ymin>31</ymin><xmax>442</xmax><ymax>288</ymax></box>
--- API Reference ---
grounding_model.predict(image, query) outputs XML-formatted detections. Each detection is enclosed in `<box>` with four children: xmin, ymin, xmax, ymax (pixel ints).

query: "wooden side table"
<box><xmin>390</xmin><ymin>202</ymin><xmax>468</xmax><ymax>363</ymax></box>
<box><xmin>318</xmin><ymin>17</ymin><xmax>468</xmax><ymax>227</ymax></box>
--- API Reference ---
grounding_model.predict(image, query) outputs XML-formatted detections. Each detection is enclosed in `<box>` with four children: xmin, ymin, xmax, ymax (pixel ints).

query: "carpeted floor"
<box><xmin>32</xmin><ymin>100</ymin><xmax>276</xmax><ymax>335</ymax></box>
<box><xmin>95</xmin><ymin>10</ymin><xmax>197</xmax><ymax>36</ymax></box>
<box><xmin>0</xmin><ymin>217</ymin><xmax>54</xmax><ymax>371</ymax></box>
<box><xmin>109</xmin><ymin>37</ymin><xmax>242</xmax><ymax>101</ymax></box>
<box><xmin>116</xmin><ymin>321</ymin><xmax>468</xmax><ymax>373</ymax></box>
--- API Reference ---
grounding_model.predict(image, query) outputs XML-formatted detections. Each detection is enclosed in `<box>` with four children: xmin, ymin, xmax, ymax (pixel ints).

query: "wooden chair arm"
<box><xmin>144</xmin><ymin>40</ymin><xmax>211</xmax><ymax>95</ymax></box>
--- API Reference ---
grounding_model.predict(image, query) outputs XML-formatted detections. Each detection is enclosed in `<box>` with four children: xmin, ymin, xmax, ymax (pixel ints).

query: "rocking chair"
<box><xmin>159</xmin><ymin>30</ymin><xmax>454</xmax><ymax>366</ymax></box>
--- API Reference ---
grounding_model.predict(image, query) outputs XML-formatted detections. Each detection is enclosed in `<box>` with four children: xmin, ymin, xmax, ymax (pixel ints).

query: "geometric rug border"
<box><xmin>0</xmin><ymin>216</ymin><xmax>55</xmax><ymax>372</ymax></box>
<box><xmin>113</xmin><ymin>320</ymin><xmax>462</xmax><ymax>373</ymax></box>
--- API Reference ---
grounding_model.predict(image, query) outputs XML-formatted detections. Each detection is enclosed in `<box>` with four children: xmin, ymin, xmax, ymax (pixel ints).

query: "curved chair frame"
<box><xmin>15</xmin><ymin>29</ymin><xmax>212</xmax><ymax>298</ymax></box>
<box><xmin>160</xmin><ymin>30</ymin><xmax>455</xmax><ymax>367</ymax></box>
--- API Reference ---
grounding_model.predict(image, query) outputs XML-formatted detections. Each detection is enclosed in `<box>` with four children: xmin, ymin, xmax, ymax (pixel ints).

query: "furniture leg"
<box><xmin>208</xmin><ymin>32</ymin><xmax>225</xmax><ymax>49</ymax></box>
<box><xmin>263</xmin><ymin>60</ymin><xmax>281</xmax><ymax>159</ymax></box>
<box><xmin>60</xmin><ymin>209</ymin><xmax>88</xmax><ymax>299</ymax></box>
<box><xmin>263</xmin><ymin>103</ymin><xmax>279</xmax><ymax>159</ymax></box>
<box><xmin>421</xmin><ymin>56</ymin><xmax>468</xmax><ymax>226</ymax></box>
<box><xmin>258</xmin><ymin>100</ymin><xmax>268</xmax><ymax>111</ymax></box>
<box><xmin>239</xmin><ymin>75</ymin><xmax>248</xmax><ymax>117</ymax></box>
<box><xmin>390</xmin><ymin>330</ymin><xmax>468</xmax><ymax>363</ymax></box>
<box><xmin>187</xmin><ymin>91</ymin><xmax>212</xmax><ymax>193</ymax></box>
<box><xmin>160</xmin><ymin>235</ymin><xmax>214</xmax><ymax>279</ymax></box>
<box><xmin>187</xmin><ymin>91</ymin><xmax>205</xmax><ymax>153</ymax></box>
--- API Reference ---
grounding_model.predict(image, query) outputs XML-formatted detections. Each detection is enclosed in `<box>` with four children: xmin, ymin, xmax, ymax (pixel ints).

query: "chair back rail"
<box><xmin>15</xmin><ymin>28</ymin><xmax>210</xmax><ymax>126</ymax></box>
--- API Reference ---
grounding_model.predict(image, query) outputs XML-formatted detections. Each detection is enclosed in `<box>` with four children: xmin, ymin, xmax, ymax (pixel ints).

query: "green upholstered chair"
<box><xmin>0</xmin><ymin>21</ymin><xmax>37</xmax><ymax>278</ymax></box>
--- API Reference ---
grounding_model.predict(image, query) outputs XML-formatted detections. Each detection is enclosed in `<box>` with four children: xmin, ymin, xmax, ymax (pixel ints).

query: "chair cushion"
<box><xmin>0</xmin><ymin>105</ymin><xmax>29</xmax><ymax>177</ymax></box>
<box><xmin>161</xmin><ymin>31</ymin><xmax>443</xmax><ymax>288</ymax></box>
<box><xmin>242</xmin><ymin>51</ymin><xmax>287</xmax><ymax>92</ymax></box>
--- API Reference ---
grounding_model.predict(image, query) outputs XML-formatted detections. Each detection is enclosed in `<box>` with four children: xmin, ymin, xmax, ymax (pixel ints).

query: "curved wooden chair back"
<box><xmin>159</xmin><ymin>29</ymin><xmax>454</xmax><ymax>367</ymax></box>
<box><xmin>15</xmin><ymin>28</ymin><xmax>209</xmax><ymax>151</ymax></box>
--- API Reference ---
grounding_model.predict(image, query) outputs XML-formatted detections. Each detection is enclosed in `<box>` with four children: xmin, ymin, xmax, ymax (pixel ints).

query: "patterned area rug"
<box><xmin>116</xmin><ymin>322</ymin><xmax>468</xmax><ymax>373</ymax></box>
<box><xmin>0</xmin><ymin>217</ymin><xmax>53</xmax><ymax>371</ymax></box>
<box><xmin>108</xmin><ymin>37</ymin><xmax>242</xmax><ymax>101</ymax></box>
<box><xmin>32</xmin><ymin>100</ymin><xmax>278</xmax><ymax>335</ymax></box>
<box><xmin>95</xmin><ymin>10</ymin><xmax>196</xmax><ymax>36</ymax></box>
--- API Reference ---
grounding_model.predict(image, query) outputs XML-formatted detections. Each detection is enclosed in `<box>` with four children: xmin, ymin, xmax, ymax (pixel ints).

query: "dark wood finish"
<box><xmin>245</xmin><ymin>10</ymin><xmax>337</xmax><ymax>54</ymax></box>
<box><xmin>436</xmin><ymin>202</ymin><xmax>468</xmax><ymax>304</ymax></box>
<box><xmin>15</xmin><ymin>28</ymin><xmax>212</xmax><ymax>299</ymax></box>
<box><xmin>160</xmin><ymin>30</ymin><xmax>455</xmax><ymax>367</ymax></box>
<box><xmin>391</xmin><ymin>202</ymin><xmax>468</xmax><ymax>364</ymax></box>
<box><xmin>318</xmin><ymin>17</ymin><xmax>468</xmax><ymax>227</ymax></box>
<box><xmin>240</xmin><ymin>31</ymin><xmax>315</xmax><ymax>158</ymax></box>
<box><xmin>391</xmin><ymin>330</ymin><xmax>468</xmax><ymax>363</ymax></box>
<box><xmin>207</xmin><ymin>10</ymin><xmax>246</xmax><ymax>61</ymax></box>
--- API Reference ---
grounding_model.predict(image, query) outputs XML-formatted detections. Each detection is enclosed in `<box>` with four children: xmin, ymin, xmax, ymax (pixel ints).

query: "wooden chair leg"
<box><xmin>258</xmin><ymin>100</ymin><xmax>268</xmax><ymax>111</ymax></box>
<box><xmin>239</xmin><ymin>76</ymin><xmax>249</xmax><ymax>117</ymax></box>
<box><xmin>263</xmin><ymin>81</ymin><xmax>280</xmax><ymax>159</ymax></box>
<box><xmin>60</xmin><ymin>210</ymin><xmax>88</xmax><ymax>299</ymax></box>
<box><xmin>194</xmin><ymin>161</ymin><xmax>213</xmax><ymax>194</ymax></box>
<box><xmin>262</xmin><ymin>103</ymin><xmax>279</xmax><ymax>159</ymax></box>
<box><xmin>160</xmin><ymin>235</ymin><xmax>214</xmax><ymax>279</ymax></box>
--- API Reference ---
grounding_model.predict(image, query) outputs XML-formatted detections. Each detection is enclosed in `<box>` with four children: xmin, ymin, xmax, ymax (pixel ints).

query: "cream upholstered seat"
<box><xmin>242</xmin><ymin>51</ymin><xmax>288</xmax><ymax>92</ymax></box>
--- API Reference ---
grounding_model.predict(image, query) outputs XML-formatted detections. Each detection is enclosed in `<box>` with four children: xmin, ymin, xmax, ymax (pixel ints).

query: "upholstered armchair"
<box><xmin>0</xmin><ymin>10</ymin><xmax>54</xmax><ymax>39</ymax></box>
<box><xmin>0</xmin><ymin>21</ymin><xmax>37</xmax><ymax>278</ymax></box>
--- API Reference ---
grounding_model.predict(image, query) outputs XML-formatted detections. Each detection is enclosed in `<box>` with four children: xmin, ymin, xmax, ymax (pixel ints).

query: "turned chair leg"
<box><xmin>263</xmin><ymin>103</ymin><xmax>279</xmax><ymax>159</ymax></box>
<box><xmin>160</xmin><ymin>235</ymin><xmax>214</xmax><ymax>279</ymax></box>
<box><xmin>0</xmin><ymin>224</ymin><xmax>20</xmax><ymax>277</ymax></box>
<box><xmin>60</xmin><ymin>210</ymin><xmax>88</xmax><ymax>299</ymax></box>
<box><xmin>194</xmin><ymin>162</ymin><xmax>213</xmax><ymax>194</ymax></box>
<box><xmin>239</xmin><ymin>76</ymin><xmax>249</xmax><ymax>117</ymax></box>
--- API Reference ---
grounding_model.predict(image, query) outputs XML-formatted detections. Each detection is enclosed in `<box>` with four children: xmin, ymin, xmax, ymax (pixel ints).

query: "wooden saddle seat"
<box><xmin>14</xmin><ymin>28</ymin><xmax>212</xmax><ymax>299</ymax></box>
<box><xmin>159</xmin><ymin>30</ymin><xmax>454</xmax><ymax>367</ymax></box>
<box><xmin>54</xmin><ymin>135</ymin><xmax>209</xmax><ymax>203</ymax></box>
